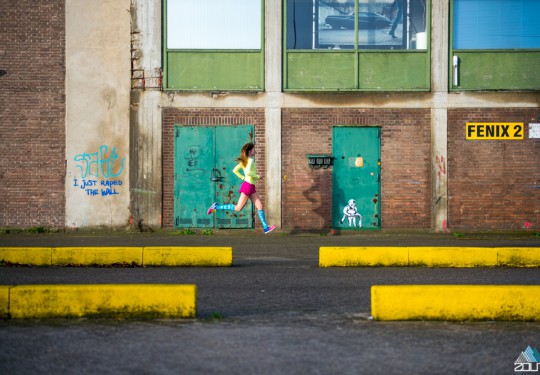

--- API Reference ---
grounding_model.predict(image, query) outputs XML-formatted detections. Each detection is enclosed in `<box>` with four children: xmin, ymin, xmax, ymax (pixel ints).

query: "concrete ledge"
<box><xmin>52</xmin><ymin>247</ymin><xmax>143</xmax><ymax>266</ymax></box>
<box><xmin>0</xmin><ymin>247</ymin><xmax>52</xmax><ymax>266</ymax></box>
<box><xmin>319</xmin><ymin>247</ymin><xmax>408</xmax><ymax>267</ymax></box>
<box><xmin>0</xmin><ymin>285</ymin><xmax>10</xmax><ymax>319</ymax></box>
<box><xmin>319</xmin><ymin>247</ymin><xmax>540</xmax><ymax>267</ymax></box>
<box><xmin>143</xmin><ymin>247</ymin><xmax>232</xmax><ymax>266</ymax></box>
<box><xmin>371</xmin><ymin>285</ymin><xmax>540</xmax><ymax>321</ymax></box>
<box><xmin>0</xmin><ymin>247</ymin><xmax>233</xmax><ymax>267</ymax></box>
<box><xmin>6</xmin><ymin>284</ymin><xmax>196</xmax><ymax>319</ymax></box>
<box><xmin>408</xmin><ymin>247</ymin><xmax>498</xmax><ymax>267</ymax></box>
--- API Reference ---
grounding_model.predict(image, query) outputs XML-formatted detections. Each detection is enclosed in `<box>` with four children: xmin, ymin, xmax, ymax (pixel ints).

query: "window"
<box><xmin>287</xmin><ymin>0</ymin><xmax>428</xmax><ymax>50</ymax></box>
<box><xmin>163</xmin><ymin>0</ymin><xmax>264</xmax><ymax>91</ymax></box>
<box><xmin>453</xmin><ymin>0</ymin><xmax>540</xmax><ymax>50</ymax></box>
<box><xmin>167</xmin><ymin>0</ymin><xmax>261</xmax><ymax>50</ymax></box>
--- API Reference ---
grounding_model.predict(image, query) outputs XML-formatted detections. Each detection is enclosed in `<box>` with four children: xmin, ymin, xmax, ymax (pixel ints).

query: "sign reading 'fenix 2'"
<box><xmin>515</xmin><ymin>346</ymin><xmax>540</xmax><ymax>372</ymax></box>
<box><xmin>466</xmin><ymin>122</ymin><xmax>524</xmax><ymax>140</ymax></box>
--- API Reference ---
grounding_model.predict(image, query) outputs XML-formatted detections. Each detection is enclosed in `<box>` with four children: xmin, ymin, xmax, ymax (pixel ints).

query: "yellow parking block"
<box><xmin>9</xmin><ymin>284</ymin><xmax>196</xmax><ymax>319</ymax></box>
<box><xmin>52</xmin><ymin>247</ymin><xmax>143</xmax><ymax>266</ymax></box>
<box><xmin>143</xmin><ymin>247</ymin><xmax>232</xmax><ymax>266</ymax></box>
<box><xmin>371</xmin><ymin>285</ymin><xmax>540</xmax><ymax>321</ymax></box>
<box><xmin>0</xmin><ymin>247</ymin><xmax>51</xmax><ymax>266</ymax></box>
<box><xmin>0</xmin><ymin>286</ymin><xmax>10</xmax><ymax>319</ymax></box>
<box><xmin>319</xmin><ymin>247</ymin><xmax>408</xmax><ymax>267</ymax></box>
<box><xmin>498</xmin><ymin>248</ymin><xmax>540</xmax><ymax>267</ymax></box>
<box><xmin>408</xmin><ymin>247</ymin><xmax>498</xmax><ymax>267</ymax></box>
<box><xmin>319</xmin><ymin>247</ymin><xmax>539</xmax><ymax>267</ymax></box>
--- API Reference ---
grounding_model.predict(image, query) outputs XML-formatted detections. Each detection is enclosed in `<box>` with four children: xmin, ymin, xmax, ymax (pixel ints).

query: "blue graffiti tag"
<box><xmin>74</xmin><ymin>145</ymin><xmax>125</xmax><ymax>179</ymax></box>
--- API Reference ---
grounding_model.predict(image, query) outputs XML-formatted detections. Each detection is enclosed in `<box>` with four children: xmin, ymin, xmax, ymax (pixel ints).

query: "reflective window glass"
<box><xmin>287</xmin><ymin>0</ymin><xmax>428</xmax><ymax>50</ymax></box>
<box><xmin>453</xmin><ymin>0</ymin><xmax>540</xmax><ymax>49</ymax></box>
<box><xmin>167</xmin><ymin>0</ymin><xmax>262</xmax><ymax>49</ymax></box>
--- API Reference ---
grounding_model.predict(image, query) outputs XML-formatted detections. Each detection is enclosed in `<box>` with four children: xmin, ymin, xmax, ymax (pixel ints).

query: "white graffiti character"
<box><xmin>341</xmin><ymin>199</ymin><xmax>362</xmax><ymax>227</ymax></box>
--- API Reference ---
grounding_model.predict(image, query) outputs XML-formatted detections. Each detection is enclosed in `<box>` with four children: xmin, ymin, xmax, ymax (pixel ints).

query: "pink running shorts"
<box><xmin>239</xmin><ymin>181</ymin><xmax>256</xmax><ymax>196</ymax></box>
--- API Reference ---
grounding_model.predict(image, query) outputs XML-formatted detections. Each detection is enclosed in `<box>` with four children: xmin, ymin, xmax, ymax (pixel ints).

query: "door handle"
<box><xmin>210</xmin><ymin>168</ymin><xmax>223</xmax><ymax>182</ymax></box>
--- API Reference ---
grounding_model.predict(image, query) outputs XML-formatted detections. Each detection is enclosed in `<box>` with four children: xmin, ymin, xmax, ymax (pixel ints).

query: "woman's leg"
<box><xmin>250</xmin><ymin>193</ymin><xmax>275</xmax><ymax>233</ymax></box>
<box><xmin>234</xmin><ymin>193</ymin><xmax>250</xmax><ymax>212</ymax></box>
<box><xmin>207</xmin><ymin>193</ymin><xmax>249</xmax><ymax>215</ymax></box>
<box><xmin>248</xmin><ymin>192</ymin><xmax>264</xmax><ymax>211</ymax></box>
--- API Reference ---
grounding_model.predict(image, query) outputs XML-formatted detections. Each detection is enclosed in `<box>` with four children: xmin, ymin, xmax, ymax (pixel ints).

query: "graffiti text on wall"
<box><xmin>73</xmin><ymin>145</ymin><xmax>125</xmax><ymax>197</ymax></box>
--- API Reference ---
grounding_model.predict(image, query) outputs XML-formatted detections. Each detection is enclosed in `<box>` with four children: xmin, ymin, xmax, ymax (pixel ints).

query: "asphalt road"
<box><xmin>0</xmin><ymin>231</ymin><xmax>539</xmax><ymax>374</ymax></box>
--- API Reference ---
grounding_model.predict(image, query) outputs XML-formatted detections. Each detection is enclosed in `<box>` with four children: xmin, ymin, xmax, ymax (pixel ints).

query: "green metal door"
<box><xmin>174</xmin><ymin>125</ymin><xmax>254</xmax><ymax>229</ymax></box>
<box><xmin>332</xmin><ymin>127</ymin><xmax>381</xmax><ymax>230</ymax></box>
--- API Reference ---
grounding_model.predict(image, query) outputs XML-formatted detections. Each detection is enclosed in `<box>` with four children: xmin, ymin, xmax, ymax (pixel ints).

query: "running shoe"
<box><xmin>207</xmin><ymin>202</ymin><xmax>217</xmax><ymax>215</ymax></box>
<box><xmin>264</xmin><ymin>225</ymin><xmax>276</xmax><ymax>234</ymax></box>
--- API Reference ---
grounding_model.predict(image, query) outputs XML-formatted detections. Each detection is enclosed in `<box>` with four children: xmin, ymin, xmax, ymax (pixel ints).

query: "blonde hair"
<box><xmin>235</xmin><ymin>142</ymin><xmax>254</xmax><ymax>167</ymax></box>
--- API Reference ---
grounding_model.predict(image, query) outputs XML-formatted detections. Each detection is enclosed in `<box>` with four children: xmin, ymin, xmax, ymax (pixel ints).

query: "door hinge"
<box><xmin>175</xmin><ymin>217</ymin><xmax>179</xmax><ymax>226</ymax></box>
<box><xmin>175</xmin><ymin>128</ymin><xmax>179</xmax><ymax>137</ymax></box>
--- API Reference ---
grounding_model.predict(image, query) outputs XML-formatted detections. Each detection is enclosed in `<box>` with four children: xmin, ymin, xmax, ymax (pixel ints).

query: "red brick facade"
<box><xmin>448</xmin><ymin>109</ymin><xmax>540</xmax><ymax>229</ymax></box>
<box><xmin>162</xmin><ymin>108</ymin><xmax>266</xmax><ymax>228</ymax></box>
<box><xmin>282</xmin><ymin>108</ymin><xmax>432</xmax><ymax>229</ymax></box>
<box><xmin>0</xmin><ymin>1</ymin><xmax>66</xmax><ymax>227</ymax></box>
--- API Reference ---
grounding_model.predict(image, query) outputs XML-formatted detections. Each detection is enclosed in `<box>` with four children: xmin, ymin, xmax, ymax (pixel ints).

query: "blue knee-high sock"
<box><xmin>217</xmin><ymin>204</ymin><xmax>235</xmax><ymax>210</ymax></box>
<box><xmin>257</xmin><ymin>209</ymin><xmax>269</xmax><ymax>229</ymax></box>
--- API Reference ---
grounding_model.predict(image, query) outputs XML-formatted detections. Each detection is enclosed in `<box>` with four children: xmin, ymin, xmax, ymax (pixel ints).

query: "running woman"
<box><xmin>207</xmin><ymin>142</ymin><xmax>276</xmax><ymax>234</ymax></box>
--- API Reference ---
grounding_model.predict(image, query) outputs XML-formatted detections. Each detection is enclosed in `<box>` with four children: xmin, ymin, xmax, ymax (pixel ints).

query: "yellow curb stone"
<box><xmin>0</xmin><ymin>247</ymin><xmax>52</xmax><ymax>266</ymax></box>
<box><xmin>498</xmin><ymin>248</ymin><xmax>540</xmax><ymax>267</ymax></box>
<box><xmin>319</xmin><ymin>247</ymin><xmax>408</xmax><ymax>267</ymax></box>
<box><xmin>9</xmin><ymin>284</ymin><xmax>196</xmax><ymax>319</ymax></box>
<box><xmin>408</xmin><ymin>247</ymin><xmax>498</xmax><ymax>267</ymax></box>
<box><xmin>0</xmin><ymin>286</ymin><xmax>10</xmax><ymax>319</ymax></box>
<box><xmin>143</xmin><ymin>247</ymin><xmax>232</xmax><ymax>266</ymax></box>
<box><xmin>52</xmin><ymin>247</ymin><xmax>143</xmax><ymax>266</ymax></box>
<box><xmin>371</xmin><ymin>285</ymin><xmax>540</xmax><ymax>321</ymax></box>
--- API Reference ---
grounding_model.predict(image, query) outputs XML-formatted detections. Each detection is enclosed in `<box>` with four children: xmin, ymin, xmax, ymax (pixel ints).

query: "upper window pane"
<box><xmin>167</xmin><ymin>0</ymin><xmax>261</xmax><ymax>49</ymax></box>
<box><xmin>453</xmin><ymin>0</ymin><xmax>540</xmax><ymax>49</ymax></box>
<box><xmin>287</xmin><ymin>0</ymin><xmax>428</xmax><ymax>50</ymax></box>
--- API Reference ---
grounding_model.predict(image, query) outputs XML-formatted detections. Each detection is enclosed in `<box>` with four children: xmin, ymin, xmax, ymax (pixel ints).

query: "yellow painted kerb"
<box><xmin>0</xmin><ymin>247</ymin><xmax>52</xmax><ymax>266</ymax></box>
<box><xmin>319</xmin><ymin>247</ymin><xmax>540</xmax><ymax>267</ymax></box>
<box><xmin>9</xmin><ymin>284</ymin><xmax>196</xmax><ymax>319</ymax></box>
<box><xmin>0</xmin><ymin>286</ymin><xmax>10</xmax><ymax>318</ymax></box>
<box><xmin>372</xmin><ymin>285</ymin><xmax>540</xmax><ymax>321</ymax></box>
<box><xmin>143</xmin><ymin>247</ymin><xmax>232</xmax><ymax>266</ymax></box>
<box><xmin>319</xmin><ymin>247</ymin><xmax>408</xmax><ymax>267</ymax></box>
<box><xmin>408</xmin><ymin>247</ymin><xmax>498</xmax><ymax>267</ymax></box>
<box><xmin>52</xmin><ymin>247</ymin><xmax>144</xmax><ymax>266</ymax></box>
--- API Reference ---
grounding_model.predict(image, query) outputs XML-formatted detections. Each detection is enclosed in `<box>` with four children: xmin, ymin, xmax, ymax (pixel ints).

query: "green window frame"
<box><xmin>163</xmin><ymin>0</ymin><xmax>265</xmax><ymax>91</ymax></box>
<box><xmin>450</xmin><ymin>0</ymin><xmax>540</xmax><ymax>91</ymax></box>
<box><xmin>283</xmin><ymin>0</ymin><xmax>431</xmax><ymax>92</ymax></box>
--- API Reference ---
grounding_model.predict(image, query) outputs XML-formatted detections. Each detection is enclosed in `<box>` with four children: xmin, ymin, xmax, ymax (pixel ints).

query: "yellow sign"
<box><xmin>466</xmin><ymin>122</ymin><xmax>524</xmax><ymax>140</ymax></box>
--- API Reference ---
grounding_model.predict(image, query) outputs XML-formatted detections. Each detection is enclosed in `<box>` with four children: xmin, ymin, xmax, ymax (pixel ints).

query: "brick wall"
<box><xmin>0</xmin><ymin>1</ymin><xmax>66</xmax><ymax>227</ymax></box>
<box><xmin>448</xmin><ymin>109</ymin><xmax>540</xmax><ymax>229</ymax></box>
<box><xmin>282</xmin><ymin>108</ymin><xmax>432</xmax><ymax>229</ymax></box>
<box><xmin>162</xmin><ymin>108</ymin><xmax>266</xmax><ymax>228</ymax></box>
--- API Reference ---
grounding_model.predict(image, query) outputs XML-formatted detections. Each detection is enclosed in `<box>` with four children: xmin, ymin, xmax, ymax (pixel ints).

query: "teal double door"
<box><xmin>332</xmin><ymin>127</ymin><xmax>381</xmax><ymax>230</ymax></box>
<box><xmin>174</xmin><ymin>125</ymin><xmax>254</xmax><ymax>229</ymax></box>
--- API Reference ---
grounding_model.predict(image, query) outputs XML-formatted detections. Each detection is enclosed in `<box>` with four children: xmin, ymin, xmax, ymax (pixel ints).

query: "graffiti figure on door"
<box><xmin>184</xmin><ymin>145</ymin><xmax>206</xmax><ymax>177</ymax></box>
<box><xmin>341</xmin><ymin>199</ymin><xmax>362</xmax><ymax>227</ymax></box>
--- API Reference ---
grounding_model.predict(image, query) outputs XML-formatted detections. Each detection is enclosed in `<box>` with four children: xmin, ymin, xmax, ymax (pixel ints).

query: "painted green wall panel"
<box><xmin>286</xmin><ymin>52</ymin><xmax>356</xmax><ymax>90</ymax></box>
<box><xmin>453</xmin><ymin>52</ymin><xmax>540</xmax><ymax>91</ymax></box>
<box><xmin>359</xmin><ymin>52</ymin><xmax>429</xmax><ymax>90</ymax></box>
<box><xmin>166</xmin><ymin>52</ymin><xmax>263</xmax><ymax>91</ymax></box>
